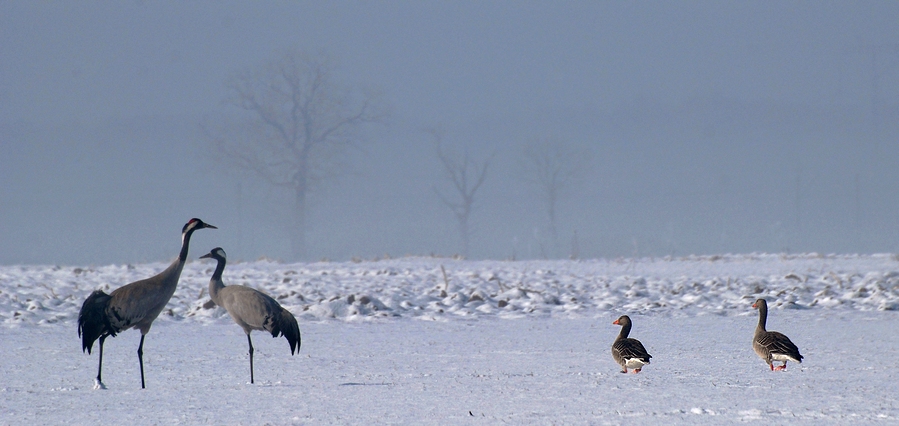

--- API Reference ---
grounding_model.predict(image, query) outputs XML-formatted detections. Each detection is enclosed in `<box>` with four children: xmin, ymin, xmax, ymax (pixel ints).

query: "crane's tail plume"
<box><xmin>78</xmin><ymin>290</ymin><xmax>116</xmax><ymax>354</ymax></box>
<box><xmin>267</xmin><ymin>308</ymin><xmax>301</xmax><ymax>355</ymax></box>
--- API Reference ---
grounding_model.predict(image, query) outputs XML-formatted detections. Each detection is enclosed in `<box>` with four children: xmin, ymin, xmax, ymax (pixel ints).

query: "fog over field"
<box><xmin>2</xmin><ymin>2</ymin><xmax>899</xmax><ymax>264</ymax></box>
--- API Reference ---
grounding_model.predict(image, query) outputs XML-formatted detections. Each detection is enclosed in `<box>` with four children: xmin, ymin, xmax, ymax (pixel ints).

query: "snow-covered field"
<box><xmin>2</xmin><ymin>254</ymin><xmax>899</xmax><ymax>423</ymax></box>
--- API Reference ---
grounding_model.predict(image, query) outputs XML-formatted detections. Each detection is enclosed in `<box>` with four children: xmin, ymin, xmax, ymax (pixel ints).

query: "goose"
<box><xmin>752</xmin><ymin>298</ymin><xmax>803</xmax><ymax>371</ymax></box>
<box><xmin>611</xmin><ymin>315</ymin><xmax>652</xmax><ymax>373</ymax></box>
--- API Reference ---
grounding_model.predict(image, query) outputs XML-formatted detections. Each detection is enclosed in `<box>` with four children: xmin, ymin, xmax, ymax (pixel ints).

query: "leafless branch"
<box><xmin>429</xmin><ymin>128</ymin><xmax>494</xmax><ymax>256</ymax></box>
<box><xmin>205</xmin><ymin>49</ymin><xmax>387</xmax><ymax>259</ymax></box>
<box><xmin>519</xmin><ymin>137</ymin><xmax>592</xmax><ymax>256</ymax></box>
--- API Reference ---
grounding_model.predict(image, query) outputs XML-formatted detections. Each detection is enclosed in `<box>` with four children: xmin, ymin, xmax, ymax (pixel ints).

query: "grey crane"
<box><xmin>78</xmin><ymin>218</ymin><xmax>216</xmax><ymax>389</ymax></box>
<box><xmin>200</xmin><ymin>247</ymin><xmax>301</xmax><ymax>384</ymax></box>
<box><xmin>752</xmin><ymin>298</ymin><xmax>803</xmax><ymax>371</ymax></box>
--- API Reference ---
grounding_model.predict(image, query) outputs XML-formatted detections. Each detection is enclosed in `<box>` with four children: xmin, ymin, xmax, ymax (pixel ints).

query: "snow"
<box><xmin>2</xmin><ymin>254</ymin><xmax>899</xmax><ymax>423</ymax></box>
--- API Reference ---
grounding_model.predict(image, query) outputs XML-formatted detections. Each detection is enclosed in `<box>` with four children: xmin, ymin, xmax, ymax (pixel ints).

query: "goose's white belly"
<box><xmin>624</xmin><ymin>358</ymin><xmax>649</xmax><ymax>369</ymax></box>
<box><xmin>771</xmin><ymin>353</ymin><xmax>800</xmax><ymax>363</ymax></box>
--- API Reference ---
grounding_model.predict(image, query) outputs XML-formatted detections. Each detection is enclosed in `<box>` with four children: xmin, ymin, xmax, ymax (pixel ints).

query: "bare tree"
<box><xmin>206</xmin><ymin>50</ymin><xmax>384</xmax><ymax>259</ymax></box>
<box><xmin>520</xmin><ymin>137</ymin><xmax>592</xmax><ymax>257</ymax></box>
<box><xmin>430</xmin><ymin>129</ymin><xmax>494</xmax><ymax>258</ymax></box>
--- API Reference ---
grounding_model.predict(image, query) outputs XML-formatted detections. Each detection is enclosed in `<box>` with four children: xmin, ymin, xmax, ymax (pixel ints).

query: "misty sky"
<box><xmin>2</xmin><ymin>2</ymin><xmax>899</xmax><ymax>265</ymax></box>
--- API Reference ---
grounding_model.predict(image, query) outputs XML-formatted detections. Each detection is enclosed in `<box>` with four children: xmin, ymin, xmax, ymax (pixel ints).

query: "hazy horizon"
<box><xmin>3</xmin><ymin>2</ymin><xmax>899</xmax><ymax>265</ymax></box>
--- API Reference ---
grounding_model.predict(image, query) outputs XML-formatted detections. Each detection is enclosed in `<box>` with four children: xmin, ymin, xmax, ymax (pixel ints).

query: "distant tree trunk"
<box><xmin>459</xmin><ymin>212</ymin><xmax>470</xmax><ymax>258</ymax></box>
<box><xmin>290</xmin><ymin>155</ymin><xmax>310</xmax><ymax>259</ymax></box>
<box><xmin>547</xmin><ymin>182</ymin><xmax>559</xmax><ymax>254</ymax></box>
<box><xmin>292</xmin><ymin>185</ymin><xmax>307</xmax><ymax>259</ymax></box>
<box><xmin>570</xmin><ymin>229</ymin><xmax>580</xmax><ymax>260</ymax></box>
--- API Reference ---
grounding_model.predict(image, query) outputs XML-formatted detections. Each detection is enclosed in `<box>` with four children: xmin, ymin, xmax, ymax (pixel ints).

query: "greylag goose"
<box><xmin>752</xmin><ymin>298</ymin><xmax>803</xmax><ymax>371</ymax></box>
<box><xmin>611</xmin><ymin>315</ymin><xmax>652</xmax><ymax>373</ymax></box>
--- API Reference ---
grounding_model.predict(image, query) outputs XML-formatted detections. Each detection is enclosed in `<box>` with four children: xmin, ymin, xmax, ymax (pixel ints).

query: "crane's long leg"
<box><xmin>247</xmin><ymin>334</ymin><xmax>255</xmax><ymax>384</ymax></box>
<box><xmin>97</xmin><ymin>335</ymin><xmax>107</xmax><ymax>383</ymax></box>
<box><xmin>137</xmin><ymin>334</ymin><xmax>146</xmax><ymax>389</ymax></box>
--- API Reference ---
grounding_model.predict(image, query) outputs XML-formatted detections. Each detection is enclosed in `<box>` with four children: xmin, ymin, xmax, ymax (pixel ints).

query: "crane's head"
<box><xmin>200</xmin><ymin>247</ymin><xmax>227</xmax><ymax>261</ymax></box>
<box><xmin>182</xmin><ymin>218</ymin><xmax>217</xmax><ymax>234</ymax></box>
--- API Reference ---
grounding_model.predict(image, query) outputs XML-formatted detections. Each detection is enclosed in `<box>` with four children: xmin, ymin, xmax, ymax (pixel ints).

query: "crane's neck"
<box><xmin>617</xmin><ymin>322</ymin><xmax>631</xmax><ymax>341</ymax></box>
<box><xmin>178</xmin><ymin>228</ymin><xmax>198</xmax><ymax>262</ymax></box>
<box><xmin>208</xmin><ymin>256</ymin><xmax>227</xmax><ymax>305</ymax></box>
<box><xmin>757</xmin><ymin>303</ymin><xmax>768</xmax><ymax>331</ymax></box>
<box><xmin>150</xmin><ymin>225</ymin><xmax>204</xmax><ymax>302</ymax></box>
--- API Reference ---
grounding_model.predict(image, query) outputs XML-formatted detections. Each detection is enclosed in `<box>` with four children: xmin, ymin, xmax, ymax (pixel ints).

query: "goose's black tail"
<box><xmin>78</xmin><ymin>290</ymin><xmax>116</xmax><ymax>354</ymax></box>
<box><xmin>268</xmin><ymin>307</ymin><xmax>301</xmax><ymax>355</ymax></box>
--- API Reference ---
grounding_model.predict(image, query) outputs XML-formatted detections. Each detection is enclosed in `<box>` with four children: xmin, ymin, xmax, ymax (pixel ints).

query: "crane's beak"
<box><xmin>199</xmin><ymin>252</ymin><xmax>213</xmax><ymax>260</ymax></box>
<box><xmin>204</xmin><ymin>224</ymin><xmax>218</xmax><ymax>230</ymax></box>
